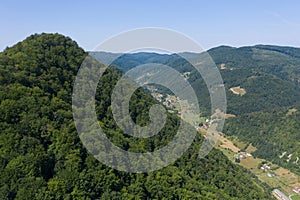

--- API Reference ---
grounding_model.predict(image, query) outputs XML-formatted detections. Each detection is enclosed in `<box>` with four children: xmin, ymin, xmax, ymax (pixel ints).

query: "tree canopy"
<box><xmin>0</xmin><ymin>33</ymin><xmax>271</xmax><ymax>199</ymax></box>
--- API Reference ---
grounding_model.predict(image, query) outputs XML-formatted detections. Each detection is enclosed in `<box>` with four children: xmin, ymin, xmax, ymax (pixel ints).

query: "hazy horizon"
<box><xmin>4</xmin><ymin>33</ymin><xmax>300</xmax><ymax>54</ymax></box>
<box><xmin>2</xmin><ymin>1</ymin><xmax>300</xmax><ymax>51</ymax></box>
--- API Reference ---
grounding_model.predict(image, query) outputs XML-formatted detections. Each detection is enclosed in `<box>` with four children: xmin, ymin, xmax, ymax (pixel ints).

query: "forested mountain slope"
<box><xmin>224</xmin><ymin>106</ymin><xmax>300</xmax><ymax>174</ymax></box>
<box><xmin>208</xmin><ymin>45</ymin><xmax>300</xmax><ymax>84</ymax></box>
<box><xmin>0</xmin><ymin>34</ymin><xmax>271</xmax><ymax>199</ymax></box>
<box><xmin>209</xmin><ymin>46</ymin><xmax>300</xmax><ymax>175</ymax></box>
<box><xmin>92</xmin><ymin>45</ymin><xmax>300</xmax><ymax>175</ymax></box>
<box><xmin>92</xmin><ymin>47</ymin><xmax>300</xmax><ymax>116</ymax></box>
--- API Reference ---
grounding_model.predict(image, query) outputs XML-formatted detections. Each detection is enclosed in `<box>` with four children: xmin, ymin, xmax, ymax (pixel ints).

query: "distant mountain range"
<box><xmin>91</xmin><ymin>45</ymin><xmax>300</xmax><ymax>116</ymax></box>
<box><xmin>91</xmin><ymin>44</ymin><xmax>300</xmax><ymax>84</ymax></box>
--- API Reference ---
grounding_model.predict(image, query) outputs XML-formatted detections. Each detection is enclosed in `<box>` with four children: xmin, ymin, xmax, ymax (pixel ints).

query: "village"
<box><xmin>150</xmin><ymin>88</ymin><xmax>209</xmax><ymax>131</ymax></box>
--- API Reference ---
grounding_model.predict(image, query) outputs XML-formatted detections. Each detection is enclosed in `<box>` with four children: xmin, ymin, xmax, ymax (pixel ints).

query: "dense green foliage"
<box><xmin>209</xmin><ymin>45</ymin><xmax>300</xmax><ymax>85</ymax></box>
<box><xmin>224</xmin><ymin>106</ymin><xmax>300</xmax><ymax>174</ymax></box>
<box><xmin>93</xmin><ymin>46</ymin><xmax>300</xmax><ymax>176</ymax></box>
<box><xmin>0</xmin><ymin>34</ymin><xmax>271</xmax><ymax>199</ymax></box>
<box><xmin>93</xmin><ymin>48</ymin><xmax>300</xmax><ymax>116</ymax></box>
<box><xmin>210</xmin><ymin>45</ymin><xmax>300</xmax><ymax>175</ymax></box>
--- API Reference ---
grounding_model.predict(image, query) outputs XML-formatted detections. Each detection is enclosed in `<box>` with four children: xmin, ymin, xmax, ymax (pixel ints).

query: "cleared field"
<box><xmin>275</xmin><ymin>168</ymin><xmax>299</xmax><ymax>186</ymax></box>
<box><xmin>228</xmin><ymin>136</ymin><xmax>247</xmax><ymax>149</ymax></box>
<box><xmin>218</xmin><ymin>135</ymin><xmax>240</xmax><ymax>153</ymax></box>
<box><xmin>239</xmin><ymin>156</ymin><xmax>263</xmax><ymax>171</ymax></box>
<box><xmin>234</xmin><ymin>140</ymin><xmax>247</xmax><ymax>150</ymax></box>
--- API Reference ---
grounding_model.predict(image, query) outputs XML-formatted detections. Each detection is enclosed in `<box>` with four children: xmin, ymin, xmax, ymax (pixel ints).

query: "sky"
<box><xmin>1</xmin><ymin>0</ymin><xmax>300</xmax><ymax>51</ymax></box>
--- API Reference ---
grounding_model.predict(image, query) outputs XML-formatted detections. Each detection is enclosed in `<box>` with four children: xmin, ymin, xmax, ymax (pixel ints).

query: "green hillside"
<box><xmin>224</xmin><ymin>106</ymin><xmax>300</xmax><ymax>174</ymax></box>
<box><xmin>209</xmin><ymin>45</ymin><xmax>300</xmax><ymax>175</ymax></box>
<box><xmin>208</xmin><ymin>45</ymin><xmax>300</xmax><ymax>84</ymax></box>
<box><xmin>92</xmin><ymin>46</ymin><xmax>300</xmax><ymax>176</ymax></box>
<box><xmin>0</xmin><ymin>34</ymin><xmax>271</xmax><ymax>199</ymax></box>
<box><xmin>92</xmin><ymin>47</ymin><xmax>300</xmax><ymax>116</ymax></box>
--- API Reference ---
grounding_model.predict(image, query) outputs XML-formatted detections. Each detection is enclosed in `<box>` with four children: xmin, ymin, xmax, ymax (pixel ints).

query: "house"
<box><xmin>293</xmin><ymin>187</ymin><xmax>300</xmax><ymax>193</ymax></box>
<box><xmin>151</xmin><ymin>93</ymin><xmax>163</xmax><ymax>102</ymax></box>
<box><xmin>261</xmin><ymin>164</ymin><xmax>271</xmax><ymax>171</ymax></box>
<box><xmin>272</xmin><ymin>189</ymin><xmax>290</xmax><ymax>200</ymax></box>
<box><xmin>246</xmin><ymin>153</ymin><xmax>252</xmax><ymax>157</ymax></box>
<box><xmin>234</xmin><ymin>152</ymin><xmax>251</xmax><ymax>160</ymax></box>
<box><xmin>279</xmin><ymin>151</ymin><xmax>286</xmax><ymax>159</ymax></box>
<box><xmin>261</xmin><ymin>165</ymin><xmax>267</xmax><ymax>170</ymax></box>
<box><xmin>201</xmin><ymin>124</ymin><xmax>207</xmax><ymax>129</ymax></box>
<box><xmin>294</xmin><ymin>157</ymin><xmax>299</xmax><ymax>164</ymax></box>
<box><xmin>239</xmin><ymin>154</ymin><xmax>246</xmax><ymax>159</ymax></box>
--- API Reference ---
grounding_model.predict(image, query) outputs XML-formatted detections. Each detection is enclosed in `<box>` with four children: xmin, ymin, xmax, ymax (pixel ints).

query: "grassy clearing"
<box><xmin>275</xmin><ymin>168</ymin><xmax>299</xmax><ymax>187</ymax></box>
<box><xmin>228</xmin><ymin>136</ymin><xmax>247</xmax><ymax>149</ymax></box>
<box><xmin>218</xmin><ymin>135</ymin><xmax>240</xmax><ymax>153</ymax></box>
<box><xmin>239</xmin><ymin>156</ymin><xmax>263</xmax><ymax>171</ymax></box>
<box><xmin>234</xmin><ymin>140</ymin><xmax>247</xmax><ymax>150</ymax></box>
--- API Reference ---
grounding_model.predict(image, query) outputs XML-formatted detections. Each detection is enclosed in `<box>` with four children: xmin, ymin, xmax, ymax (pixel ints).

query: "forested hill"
<box><xmin>92</xmin><ymin>46</ymin><xmax>300</xmax><ymax>175</ymax></box>
<box><xmin>204</xmin><ymin>46</ymin><xmax>300</xmax><ymax>175</ymax></box>
<box><xmin>92</xmin><ymin>46</ymin><xmax>300</xmax><ymax>116</ymax></box>
<box><xmin>208</xmin><ymin>45</ymin><xmax>300</xmax><ymax>84</ymax></box>
<box><xmin>224</xmin><ymin>106</ymin><xmax>300</xmax><ymax>172</ymax></box>
<box><xmin>0</xmin><ymin>33</ymin><xmax>271</xmax><ymax>199</ymax></box>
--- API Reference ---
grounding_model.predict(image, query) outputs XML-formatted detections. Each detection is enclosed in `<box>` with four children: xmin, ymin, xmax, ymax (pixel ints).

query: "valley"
<box><xmin>149</xmin><ymin>86</ymin><xmax>300</xmax><ymax>199</ymax></box>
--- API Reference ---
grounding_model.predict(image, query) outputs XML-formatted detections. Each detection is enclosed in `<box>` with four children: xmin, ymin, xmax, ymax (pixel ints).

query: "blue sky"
<box><xmin>1</xmin><ymin>0</ymin><xmax>300</xmax><ymax>51</ymax></box>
